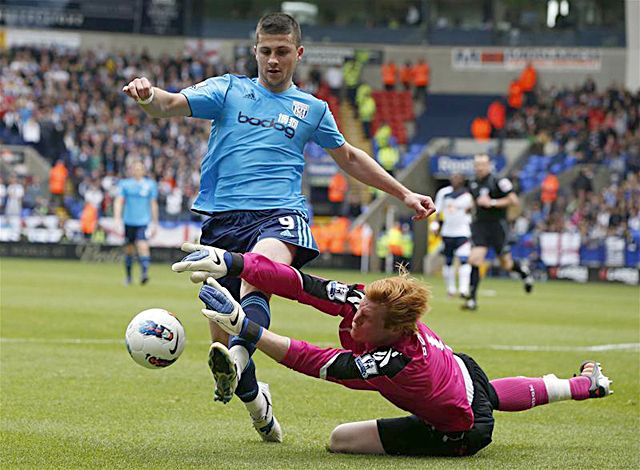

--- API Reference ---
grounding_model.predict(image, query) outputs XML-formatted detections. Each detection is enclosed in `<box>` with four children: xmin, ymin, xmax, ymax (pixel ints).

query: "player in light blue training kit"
<box><xmin>114</xmin><ymin>161</ymin><xmax>159</xmax><ymax>285</ymax></box>
<box><xmin>123</xmin><ymin>12</ymin><xmax>436</xmax><ymax>443</ymax></box>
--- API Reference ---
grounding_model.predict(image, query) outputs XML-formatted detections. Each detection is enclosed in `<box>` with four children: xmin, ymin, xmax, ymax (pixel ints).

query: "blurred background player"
<box><xmin>463</xmin><ymin>154</ymin><xmax>533</xmax><ymax>311</ymax></box>
<box><xmin>193</xmin><ymin>249</ymin><xmax>612</xmax><ymax>456</ymax></box>
<box><xmin>125</xmin><ymin>12</ymin><xmax>436</xmax><ymax>442</ymax></box>
<box><xmin>434</xmin><ymin>174</ymin><xmax>473</xmax><ymax>298</ymax></box>
<box><xmin>113</xmin><ymin>161</ymin><xmax>158</xmax><ymax>286</ymax></box>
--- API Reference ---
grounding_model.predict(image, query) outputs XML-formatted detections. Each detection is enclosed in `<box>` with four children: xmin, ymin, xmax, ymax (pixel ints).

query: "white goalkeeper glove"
<box><xmin>172</xmin><ymin>242</ymin><xmax>228</xmax><ymax>280</ymax></box>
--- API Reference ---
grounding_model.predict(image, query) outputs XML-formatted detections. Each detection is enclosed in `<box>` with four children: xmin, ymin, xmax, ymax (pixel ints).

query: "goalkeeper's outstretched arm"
<box><xmin>173</xmin><ymin>244</ymin><xmax>362</xmax><ymax>317</ymax></box>
<box><xmin>199</xmin><ymin>279</ymin><xmax>377</xmax><ymax>391</ymax></box>
<box><xmin>238</xmin><ymin>252</ymin><xmax>364</xmax><ymax>317</ymax></box>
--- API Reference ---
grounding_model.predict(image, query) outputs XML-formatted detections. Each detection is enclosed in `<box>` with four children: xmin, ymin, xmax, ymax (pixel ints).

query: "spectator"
<box><xmin>381</xmin><ymin>61</ymin><xmax>397</xmax><ymax>91</ymax></box>
<box><xmin>343</xmin><ymin>58</ymin><xmax>363</xmax><ymax>107</ymax></box>
<box><xmin>23</xmin><ymin>175</ymin><xmax>44</xmax><ymax>211</ymax></box>
<box><xmin>5</xmin><ymin>174</ymin><xmax>24</xmax><ymax>217</ymax></box>
<box><xmin>328</xmin><ymin>172</ymin><xmax>348</xmax><ymax>216</ymax></box>
<box><xmin>374</xmin><ymin>122</ymin><xmax>393</xmax><ymax>148</ymax></box>
<box><xmin>84</xmin><ymin>181</ymin><xmax>104</xmax><ymax>214</ymax></box>
<box><xmin>80</xmin><ymin>202</ymin><xmax>98</xmax><ymax>241</ymax></box>
<box><xmin>413</xmin><ymin>58</ymin><xmax>430</xmax><ymax>103</ymax></box>
<box><xmin>471</xmin><ymin>117</ymin><xmax>491</xmax><ymax>141</ymax></box>
<box><xmin>519</xmin><ymin>62</ymin><xmax>537</xmax><ymax>105</ymax></box>
<box><xmin>358</xmin><ymin>87</ymin><xmax>376</xmax><ymax>139</ymax></box>
<box><xmin>487</xmin><ymin>100</ymin><xmax>506</xmax><ymax>137</ymax></box>
<box><xmin>540</xmin><ymin>171</ymin><xmax>560</xmax><ymax>216</ymax></box>
<box><xmin>399</xmin><ymin>61</ymin><xmax>413</xmax><ymax>91</ymax></box>
<box><xmin>49</xmin><ymin>159</ymin><xmax>68</xmax><ymax>210</ymax></box>
<box><xmin>377</xmin><ymin>144</ymin><xmax>400</xmax><ymax>176</ymax></box>
<box><xmin>21</xmin><ymin>111</ymin><xmax>41</xmax><ymax>146</ymax></box>
<box><xmin>507</xmin><ymin>78</ymin><xmax>523</xmax><ymax>111</ymax></box>
<box><xmin>572</xmin><ymin>166</ymin><xmax>594</xmax><ymax>205</ymax></box>
<box><xmin>325</xmin><ymin>65</ymin><xmax>343</xmax><ymax>98</ymax></box>
<box><xmin>165</xmin><ymin>187</ymin><xmax>184</xmax><ymax>222</ymax></box>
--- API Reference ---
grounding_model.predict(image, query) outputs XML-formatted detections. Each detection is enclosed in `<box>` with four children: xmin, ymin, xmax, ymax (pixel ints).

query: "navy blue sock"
<box><xmin>229</xmin><ymin>292</ymin><xmax>271</xmax><ymax>356</ymax></box>
<box><xmin>235</xmin><ymin>359</ymin><xmax>259</xmax><ymax>403</ymax></box>
<box><xmin>139</xmin><ymin>256</ymin><xmax>150</xmax><ymax>278</ymax></box>
<box><xmin>230</xmin><ymin>292</ymin><xmax>270</xmax><ymax>401</ymax></box>
<box><xmin>125</xmin><ymin>255</ymin><xmax>133</xmax><ymax>280</ymax></box>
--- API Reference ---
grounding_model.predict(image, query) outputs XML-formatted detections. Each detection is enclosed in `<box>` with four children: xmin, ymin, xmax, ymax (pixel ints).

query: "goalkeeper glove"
<box><xmin>198</xmin><ymin>278</ymin><xmax>264</xmax><ymax>343</ymax></box>
<box><xmin>172</xmin><ymin>242</ymin><xmax>229</xmax><ymax>280</ymax></box>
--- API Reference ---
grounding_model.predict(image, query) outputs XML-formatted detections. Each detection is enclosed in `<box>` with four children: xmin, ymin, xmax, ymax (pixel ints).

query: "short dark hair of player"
<box><xmin>255</xmin><ymin>13</ymin><xmax>302</xmax><ymax>47</ymax></box>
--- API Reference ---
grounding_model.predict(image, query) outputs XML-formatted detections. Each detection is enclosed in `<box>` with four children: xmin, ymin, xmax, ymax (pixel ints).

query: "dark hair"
<box><xmin>255</xmin><ymin>13</ymin><xmax>301</xmax><ymax>46</ymax></box>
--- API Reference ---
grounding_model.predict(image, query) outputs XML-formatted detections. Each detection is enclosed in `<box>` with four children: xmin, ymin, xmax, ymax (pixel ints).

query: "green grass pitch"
<box><xmin>1</xmin><ymin>257</ymin><xmax>639</xmax><ymax>469</ymax></box>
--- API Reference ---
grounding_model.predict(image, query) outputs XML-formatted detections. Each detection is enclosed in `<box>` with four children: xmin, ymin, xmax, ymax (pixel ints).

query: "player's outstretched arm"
<box><xmin>122</xmin><ymin>77</ymin><xmax>190</xmax><ymax>118</ymax></box>
<box><xmin>328</xmin><ymin>142</ymin><xmax>436</xmax><ymax>220</ymax></box>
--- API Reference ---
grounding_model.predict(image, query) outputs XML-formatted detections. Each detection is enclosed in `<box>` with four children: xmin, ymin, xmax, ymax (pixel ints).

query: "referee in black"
<box><xmin>463</xmin><ymin>154</ymin><xmax>533</xmax><ymax>311</ymax></box>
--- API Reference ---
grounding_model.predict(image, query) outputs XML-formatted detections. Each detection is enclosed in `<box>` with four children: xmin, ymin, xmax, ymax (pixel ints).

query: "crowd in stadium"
<box><xmin>1</xmin><ymin>44</ymin><xmax>639</xmax><ymax>263</ymax></box>
<box><xmin>505</xmin><ymin>76</ymin><xmax>640</xmax><ymax>255</ymax></box>
<box><xmin>514</xmin><ymin>169</ymin><xmax>640</xmax><ymax>248</ymax></box>
<box><xmin>506</xmin><ymin>77</ymin><xmax>640</xmax><ymax>169</ymax></box>
<box><xmin>0</xmin><ymin>45</ymin><xmax>228</xmax><ymax>221</ymax></box>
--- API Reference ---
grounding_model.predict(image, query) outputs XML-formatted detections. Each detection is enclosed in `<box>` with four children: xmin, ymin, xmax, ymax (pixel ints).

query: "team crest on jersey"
<box><xmin>292</xmin><ymin>101</ymin><xmax>309</xmax><ymax>119</ymax></box>
<box><xmin>326</xmin><ymin>281</ymin><xmax>349</xmax><ymax>302</ymax></box>
<box><xmin>355</xmin><ymin>354</ymin><xmax>379</xmax><ymax>379</ymax></box>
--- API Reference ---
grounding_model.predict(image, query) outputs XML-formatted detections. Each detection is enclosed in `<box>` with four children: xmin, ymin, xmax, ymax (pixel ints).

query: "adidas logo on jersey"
<box><xmin>280</xmin><ymin>229</ymin><xmax>293</xmax><ymax>237</ymax></box>
<box><xmin>243</xmin><ymin>91</ymin><xmax>256</xmax><ymax>101</ymax></box>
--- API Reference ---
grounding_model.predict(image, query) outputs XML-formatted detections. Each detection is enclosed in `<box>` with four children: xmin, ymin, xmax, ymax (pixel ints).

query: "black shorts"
<box><xmin>199</xmin><ymin>208</ymin><xmax>319</xmax><ymax>299</ymax></box>
<box><xmin>471</xmin><ymin>220</ymin><xmax>511</xmax><ymax>255</ymax></box>
<box><xmin>376</xmin><ymin>353</ymin><xmax>498</xmax><ymax>457</ymax></box>
<box><xmin>124</xmin><ymin>225</ymin><xmax>147</xmax><ymax>244</ymax></box>
<box><xmin>442</xmin><ymin>236</ymin><xmax>470</xmax><ymax>264</ymax></box>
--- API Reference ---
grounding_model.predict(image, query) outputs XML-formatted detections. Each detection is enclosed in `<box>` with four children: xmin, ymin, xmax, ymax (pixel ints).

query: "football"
<box><xmin>125</xmin><ymin>308</ymin><xmax>186</xmax><ymax>369</ymax></box>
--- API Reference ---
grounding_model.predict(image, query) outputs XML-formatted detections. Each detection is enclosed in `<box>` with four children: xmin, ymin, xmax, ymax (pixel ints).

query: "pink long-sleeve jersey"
<box><xmin>240</xmin><ymin>253</ymin><xmax>474</xmax><ymax>432</ymax></box>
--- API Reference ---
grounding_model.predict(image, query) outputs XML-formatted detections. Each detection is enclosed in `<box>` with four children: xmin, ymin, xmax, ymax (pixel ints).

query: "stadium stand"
<box><xmin>0</xmin><ymin>42</ymin><xmax>638</xmax><ymax>269</ymax></box>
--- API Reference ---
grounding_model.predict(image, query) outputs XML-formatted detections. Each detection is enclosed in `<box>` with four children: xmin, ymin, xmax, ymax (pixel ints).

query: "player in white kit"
<box><xmin>434</xmin><ymin>174</ymin><xmax>473</xmax><ymax>298</ymax></box>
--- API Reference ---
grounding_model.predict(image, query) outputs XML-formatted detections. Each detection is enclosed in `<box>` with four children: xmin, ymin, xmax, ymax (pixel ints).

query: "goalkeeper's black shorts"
<box><xmin>376</xmin><ymin>353</ymin><xmax>498</xmax><ymax>457</ymax></box>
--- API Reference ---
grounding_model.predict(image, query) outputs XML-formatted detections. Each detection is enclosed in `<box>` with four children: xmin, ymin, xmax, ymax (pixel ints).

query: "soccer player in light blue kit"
<box><xmin>123</xmin><ymin>13</ymin><xmax>436</xmax><ymax>443</ymax></box>
<box><xmin>114</xmin><ymin>161</ymin><xmax>159</xmax><ymax>285</ymax></box>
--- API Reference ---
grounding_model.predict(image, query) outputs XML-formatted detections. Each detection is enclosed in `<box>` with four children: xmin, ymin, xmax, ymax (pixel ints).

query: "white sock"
<box><xmin>459</xmin><ymin>263</ymin><xmax>471</xmax><ymax>296</ymax></box>
<box><xmin>229</xmin><ymin>345</ymin><xmax>250</xmax><ymax>381</ymax></box>
<box><xmin>244</xmin><ymin>388</ymin><xmax>268</xmax><ymax>420</ymax></box>
<box><xmin>442</xmin><ymin>264</ymin><xmax>456</xmax><ymax>294</ymax></box>
<box><xmin>542</xmin><ymin>374</ymin><xmax>572</xmax><ymax>402</ymax></box>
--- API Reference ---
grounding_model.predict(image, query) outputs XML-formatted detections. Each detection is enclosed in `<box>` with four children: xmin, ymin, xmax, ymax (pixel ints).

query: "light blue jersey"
<box><xmin>181</xmin><ymin>75</ymin><xmax>345</xmax><ymax>215</ymax></box>
<box><xmin>118</xmin><ymin>177</ymin><xmax>158</xmax><ymax>226</ymax></box>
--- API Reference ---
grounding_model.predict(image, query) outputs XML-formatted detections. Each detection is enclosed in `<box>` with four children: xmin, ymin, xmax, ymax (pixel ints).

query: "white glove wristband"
<box><xmin>136</xmin><ymin>88</ymin><xmax>155</xmax><ymax>105</ymax></box>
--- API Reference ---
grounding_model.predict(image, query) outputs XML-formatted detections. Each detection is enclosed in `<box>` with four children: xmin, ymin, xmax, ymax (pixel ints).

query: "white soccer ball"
<box><xmin>125</xmin><ymin>308</ymin><xmax>186</xmax><ymax>369</ymax></box>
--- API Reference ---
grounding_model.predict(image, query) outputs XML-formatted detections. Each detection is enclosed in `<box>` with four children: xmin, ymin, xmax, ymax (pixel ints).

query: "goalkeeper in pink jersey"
<box><xmin>172</xmin><ymin>245</ymin><xmax>613</xmax><ymax>456</ymax></box>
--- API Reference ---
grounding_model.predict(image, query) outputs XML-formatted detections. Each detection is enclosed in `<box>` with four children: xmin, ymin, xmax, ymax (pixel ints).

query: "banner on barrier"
<box><xmin>452</xmin><ymin>47</ymin><xmax>602</xmax><ymax>71</ymax></box>
<box><xmin>430</xmin><ymin>154</ymin><xmax>506</xmax><ymax>178</ymax></box>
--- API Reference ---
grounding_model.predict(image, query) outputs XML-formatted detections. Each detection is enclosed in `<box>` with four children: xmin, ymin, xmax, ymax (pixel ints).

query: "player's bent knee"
<box><xmin>328</xmin><ymin>422</ymin><xmax>385</xmax><ymax>454</ymax></box>
<box><xmin>328</xmin><ymin>424</ymin><xmax>350</xmax><ymax>453</ymax></box>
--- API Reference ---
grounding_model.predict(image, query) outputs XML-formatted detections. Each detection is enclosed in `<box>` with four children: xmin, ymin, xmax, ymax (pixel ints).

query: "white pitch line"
<box><xmin>0</xmin><ymin>337</ymin><xmax>638</xmax><ymax>352</ymax></box>
<box><xmin>484</xmin><ymin>343</ymin><xmax>640</xmax><ymax>352</ymax></box>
